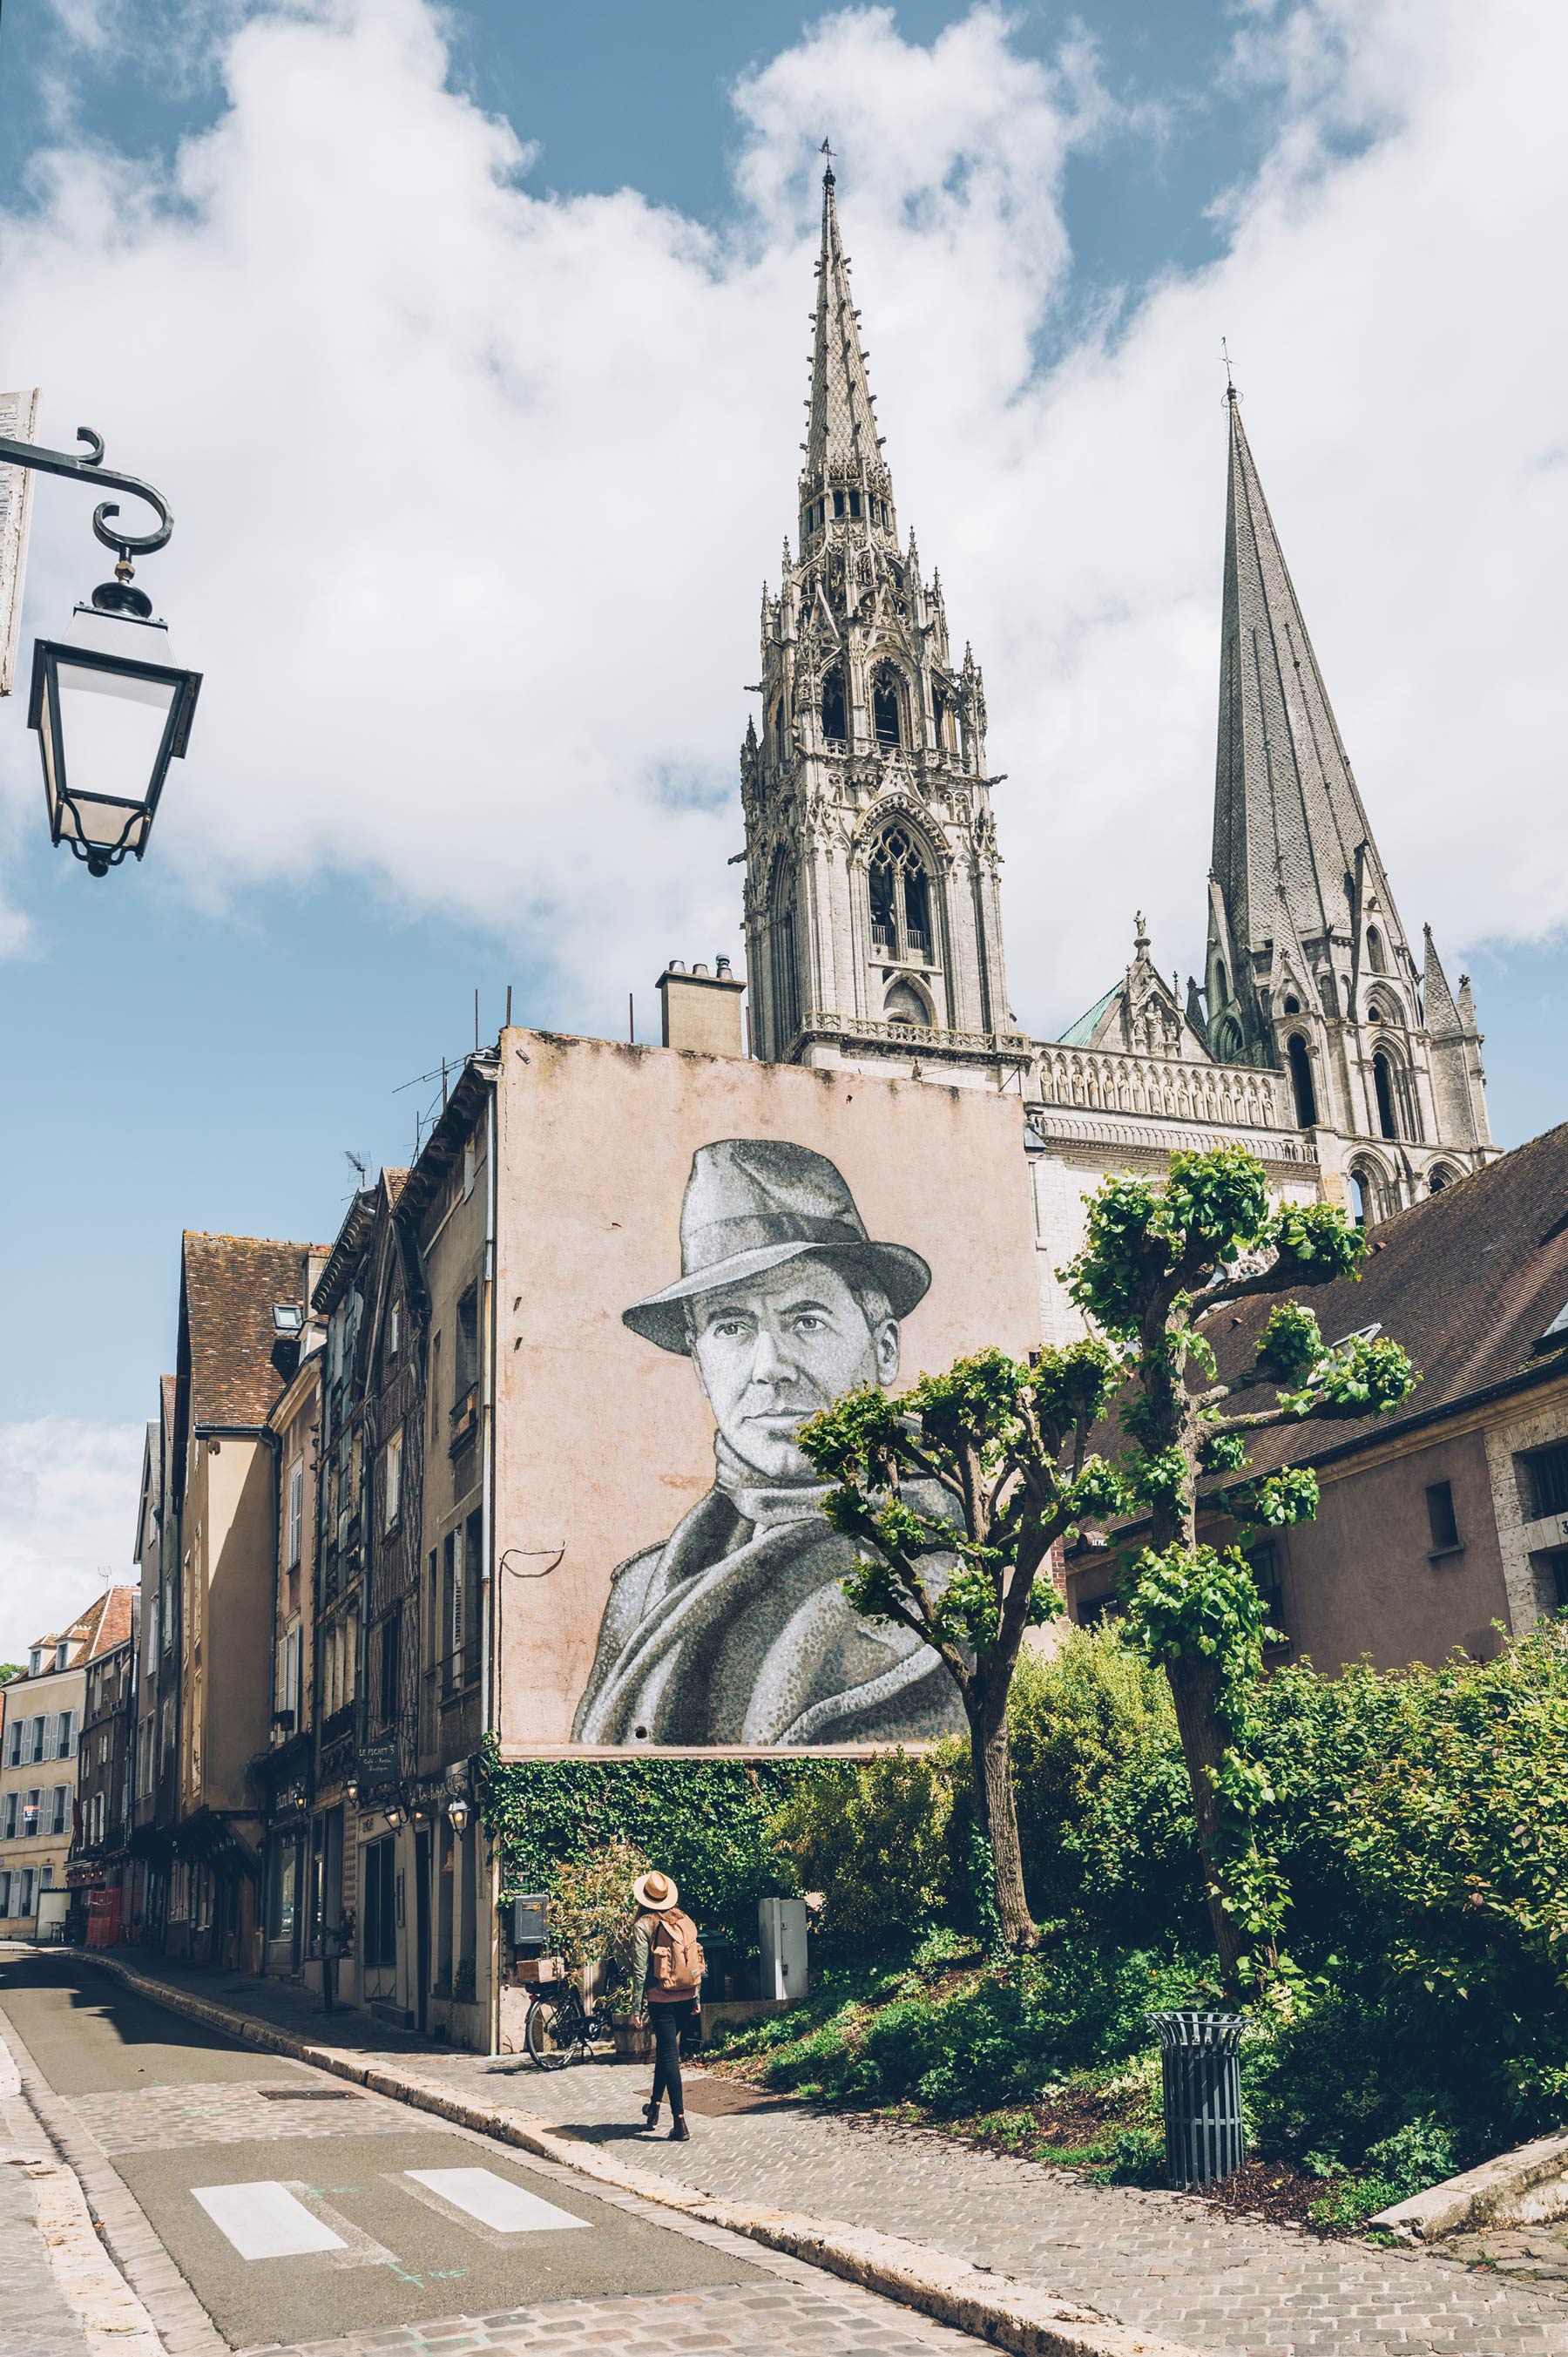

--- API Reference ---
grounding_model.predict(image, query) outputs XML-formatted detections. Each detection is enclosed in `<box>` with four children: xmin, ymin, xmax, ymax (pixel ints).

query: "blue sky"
<box><xmin>0</xmin><ymin>0</ymin><xmax>1564</xmax><ymax>1639</ymax></box>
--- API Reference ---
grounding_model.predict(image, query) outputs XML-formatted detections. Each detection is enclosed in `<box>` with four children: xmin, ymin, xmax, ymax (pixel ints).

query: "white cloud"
<box><xmin>0</xmin><ymin>0</ymin><xmax>1563</xmax><ymax>1044</ymax></box>
<box><xmin>0</xmin><ymin>1419</ymin><xmax>143</xmax><ymax>1662</ymax></box>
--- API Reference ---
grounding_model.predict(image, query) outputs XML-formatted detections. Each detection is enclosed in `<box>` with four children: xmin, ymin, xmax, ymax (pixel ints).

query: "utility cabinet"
<box><xmin>758</xmin><ymin>1894</ymin><xmax>808</xmax><ymax>2004</ymax></box>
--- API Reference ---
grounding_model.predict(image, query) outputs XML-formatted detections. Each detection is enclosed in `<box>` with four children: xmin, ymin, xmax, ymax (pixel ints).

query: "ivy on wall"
<box><xmin>475</xmin><ymin>1738</ymin><xmax>842</xmax><ymax>1944</ymax></box>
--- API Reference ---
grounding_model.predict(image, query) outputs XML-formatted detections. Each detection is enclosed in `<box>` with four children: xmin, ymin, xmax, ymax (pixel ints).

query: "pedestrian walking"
<box><xmin>631</xmin><ymin>1868</ymin><xmax>704</xmax><ymax>2140</ymax></box>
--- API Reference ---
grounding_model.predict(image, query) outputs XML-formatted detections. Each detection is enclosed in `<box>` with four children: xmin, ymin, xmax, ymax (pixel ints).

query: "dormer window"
<box><xmin>55</xmin><ymin>1642</ymin><xmax>69</xmax><ymax>1670</ymax></box>
<box><xmin>273</xmin><ymin>1303</ymin><xmax>304</xmax><ymax>1337</ymax></box>
<box><xmin>29</xmin><ymin>1649</ymin><xmax>42</xmax><ymax>1677</ymax></box>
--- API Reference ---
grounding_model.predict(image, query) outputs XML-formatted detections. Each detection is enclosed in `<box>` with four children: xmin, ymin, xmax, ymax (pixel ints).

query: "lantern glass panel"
<box><xmin>56</xmin><ymin>606</ymin><xmax>180</xmax><ymax>809</ymax></box>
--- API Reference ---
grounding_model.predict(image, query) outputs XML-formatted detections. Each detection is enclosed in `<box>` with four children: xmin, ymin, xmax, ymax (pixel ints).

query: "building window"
<box><xmin>29</xmin><ymin>1649</ymin><xmax>41</xmax><ymax>1676</ymax></box>
<box><xmin>362</xmin><ymin>1836</ymin><xmax>397</xmax><ymax>1968</ymax></box>
<box><xmin>454</xmin><ymin>1289</ymin><xmax>479</xmax><ymax>1408</ymax></box>
<box><xmin>1076</xmin><ymin>1593</ymin><xmax>1123</xmax><ymax>1628</ymax></box>
<box><xmin>1548</xmin><ymin>1551</ymin><xmax>1568</xmax><ymax>1611</ymax></box>
<box><xmin>382</xmin><ymin>1426</ymin><xmax>403</xmax><ymax>1534</ymax></box>
<box><xmin>17</xmin><ymin>1870</ymin><xmax>33</xmax><ymax>1916</ymax></box>
<box><xmin>6</xmin><ymin>1719</ymin><xmax>20</xmax><ymax>1768</ymax></box>
<box><xmin>1248</xmin><ymin>1541</ymin><xmax>1287</xmax><ymax>1642</ymax></box>
<box><xmin>1425</xmin><ymin>1481</ymin><xmax>1460</xmax><ymax>1552</ymax></box>
<box><xmin>770</xmin><ymin>851</ymin><xmax>801</xmax><ymax>1050</ymax></box>
<box><xmin>379</xmin><ymin>1604</ymin><xmax>402</xmax><ymax>1729</ymax></box>
<box><xmin>1347</xmin><ymin>1170</ymin><xmax>1369</xmax><ymax>1229</ymax></box>
<box><xmin>30</xmin><ymin>1717</ymin><xmax>45</xmax><ymax>1765</ymax></box>
<box><xmin>1373</xmin><ymin>1049</ymin><xmax>1399</xmax><ymax>1140</ymax></box>
<box><xmin>55</xmin><ymin>1710</ymin><xmax>75</xmax><ymax>1761</ymax></box>
<box><xmin>389</xmin><ymin>1300</ymin><xmax>401</xmax><ymax>1358</ymax></box>
<box><xmin>867</xmin><ymin>824</ymin><xmax>933</xmax><ymax>964</ymax></box>
<box><xmin>443</xmin><ymin>1530</ymin><xmax>462</xmax><ymax>1692</ymax></box>
<box><xmin>51</xmin><ymin>1785</ymin><xmax>68</xmax><ymax>1837</ymax></box>
<box><xmin>820</xmin><ymin>665</ymin><xmax>846</xmax><ymax>743</ymax></box>
<box><xmin>3</xmin><ymin>1793</ymin><xmax>16</xmax><ymax>1839</ymax></box>
<box><xmin>871</xmin><ymin>666</ymin><xmax>903</xmax><ymax>748</ymax></box>
<box><xmin>1367</xmin><ymin>925</ymin><xmax>1387</xmax><ymax>974</ymax></box>
<box><xmin>1287</xmin><ymin>1034</ymin><xmax>1317</xmax><ymax>1128</ymax></box>
<box><xmin>1522</xmin><ymin>1441</ymin><xmax>1568</xmax><ymax>1522</ymax></box>
<box><xmin>24</xmin><ymin>1789</ymin><xmax>40</xmax><ymax>1837</ymax></box>
<box><xmin>464</xmin><ymin>1508</ymin><xmax>483</xmax><ymax>1682</ymax></box>
<box><xmin>0</xmin><ymin>1873</ymin><xmax>10</xmax><ymax>1917</ymax></box>
<box><xmin>55</xmin><ymin>1642</ymin><xmax>69</xmax><ymax>1670</ymax></box>
<box><xmin>287</xmin><ymin>1459</ymin><xmax>304</xmax><ymax>1570</ymax></box>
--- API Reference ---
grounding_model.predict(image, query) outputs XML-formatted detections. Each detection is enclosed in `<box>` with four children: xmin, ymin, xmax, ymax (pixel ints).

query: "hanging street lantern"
<box><xmin>30</xmin><ymin>570</ymin><xmax>201</xmax><ymax>875</ymax></box>
<box><xmin>0</xmin><ymin>420</ymin><xmax>200</xmax><ymax>872</ymax></box>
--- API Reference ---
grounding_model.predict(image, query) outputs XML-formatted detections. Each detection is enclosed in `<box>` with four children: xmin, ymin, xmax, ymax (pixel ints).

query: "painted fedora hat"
<box><xmin>622</xmin><ymin>1138</ymin><xmax>931</xmax><ymax>1357</ymax></box>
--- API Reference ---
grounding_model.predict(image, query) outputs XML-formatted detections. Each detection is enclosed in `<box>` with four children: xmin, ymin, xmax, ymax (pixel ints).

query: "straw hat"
<box><xmin>633</xmin><ymin>1869</ymin><xmax>679</xmax><ymax>1912</ymax></box>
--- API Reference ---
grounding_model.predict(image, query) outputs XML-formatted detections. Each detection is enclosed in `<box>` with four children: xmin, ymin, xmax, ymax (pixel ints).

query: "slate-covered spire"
<box><xmin>800</xmin><ymin>161</ymin><xmax>893</xmax><ymax>537</ymax></box>
<box><xmin>1211</xmin><ymin>386</ymin><xmax>1405</xmax><ymax>970</ymax></box>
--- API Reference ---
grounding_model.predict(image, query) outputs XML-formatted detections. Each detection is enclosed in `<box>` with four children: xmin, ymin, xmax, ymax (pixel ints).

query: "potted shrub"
<box><xmin>547</xmin><ymin>1837</ymin><xmax>650</xmax><ymax>2057</ymax></box>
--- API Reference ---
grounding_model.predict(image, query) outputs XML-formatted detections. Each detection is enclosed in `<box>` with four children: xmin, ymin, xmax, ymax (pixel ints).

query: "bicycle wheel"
<box><xmin>524</xmin><ymin>1995</ymin><xmax>573</xmax><ymax>2069</ymax></box>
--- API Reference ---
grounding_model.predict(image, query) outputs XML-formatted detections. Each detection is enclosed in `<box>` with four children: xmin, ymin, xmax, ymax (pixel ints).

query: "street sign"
<box><xmin>0</xmin><ymin>391</ymin><xmax>39</xmax><ymax>696</ymax></box>
<box><xmin>355</xmin><ymin>1737</ymin><xmax>399</xmax><ymax>1786</ymax></box>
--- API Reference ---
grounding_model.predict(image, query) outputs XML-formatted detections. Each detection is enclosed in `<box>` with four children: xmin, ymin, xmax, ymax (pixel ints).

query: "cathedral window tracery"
<box><xmin>1373</xmin><ymin>1048</ymin><xmax>1400</xmax><ymax>1141</ymax></box>
<box><xmin>872</xmin><ymin>665</ymin><xmax>904</xmax><ymax>748</ymax></box>
<box><xmin>821</xmin><ymin>667</ymin><xmax>846</xmax><ymax>744</ymax></box>
<box><xmin>868</xmin><ymin>824</ymin><xmax>933</xmax><ymax>964</ymax></box>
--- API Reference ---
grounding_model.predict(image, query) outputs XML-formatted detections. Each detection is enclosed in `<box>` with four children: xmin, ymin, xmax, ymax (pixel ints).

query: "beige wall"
<box><xmin>181</xmin><ymin>1435</ymin><xmax>275</xmax><ymax>1813</ymax></box>
<box><xmin>1483</xmin><ymin>1383</ymin><xmax>1568</xmax><ymax>1633</ymax></box>
<box><xmin>0</xmin><ymin>1663</ymin><xmax>84</xmax><ymax>1931</ymax></box>
<box><xmin>491</xmin><ymin>1031</ymin><xmax>1042</xmax><ymax>1751</ymax></box>
<box><xmin>1270</xmin><ymin>1426</ymin><xmax>1512</xmax><ymax>1673</ymax></box>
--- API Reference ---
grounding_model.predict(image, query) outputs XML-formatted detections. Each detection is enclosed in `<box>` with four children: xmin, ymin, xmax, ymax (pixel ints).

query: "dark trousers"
<box><xmin>650</xmin><ymin>1998</ymin><xmax>699</xmax><ymax>2116</ymax></box>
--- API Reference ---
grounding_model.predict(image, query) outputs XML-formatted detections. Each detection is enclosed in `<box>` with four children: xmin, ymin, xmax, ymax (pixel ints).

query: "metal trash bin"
<box><xmin>1150</xmin><ymin>2009</ymin><xmax>1247</xmax><ymax>2185</ymax></box>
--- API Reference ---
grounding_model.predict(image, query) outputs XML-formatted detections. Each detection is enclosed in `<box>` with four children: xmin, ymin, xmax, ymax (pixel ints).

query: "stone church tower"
<box><xmin>1200</xmin><ymin>383</ymin><xmax>1493</xmax><ymax>1216</ymax></box>
<box><xmin>741</xmin><ymin>165</ymin><xmax>1018</xmax><ymax>1076</ymax></box>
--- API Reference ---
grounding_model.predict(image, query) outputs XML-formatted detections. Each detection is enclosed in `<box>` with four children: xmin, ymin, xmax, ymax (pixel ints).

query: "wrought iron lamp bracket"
<box><xmin>0</xmin><ymin>423</ymin><xmax>173</xmax><ymax>560</ymax></box>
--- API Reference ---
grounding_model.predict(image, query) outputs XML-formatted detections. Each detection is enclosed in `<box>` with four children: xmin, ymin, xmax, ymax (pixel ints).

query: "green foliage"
<box><xmin>1226</xmin><ymin>1466</ymin><xmax>1321</xmax><ymax>1532</ymax></box>
<box><xmin>767</xmin><ymin>1750</ymin><xmax>962</xmax><ymax>1947</ymax></box>
<box><xmin>1007</xmin><ymin>1630</ymin><xmax>1181</xmax><ymax>1914</ymax></box>
<box><xmin>801</xmin><ymin>1342</ymin><xmax>1123</xmax><ymax>1664</ymax></box>
<box><xmin>475</xmin><ymin>1744</ymin><xmax>825</xmax><ymax>1943</ymax></box>
<box><xmin>1278</xmin><ymin>1333</ymin><xmax>1418</xmax><ymax>1422</ymax></box>
<box><xmin>717</xmin><ymin>1931</ymin><xmax>1200</xmax><ymax>2117</ymax></box>
<box><xmin>546</xmin><ymin>1837</ymin><xmax>650</xmax><ymax>1984</ymax></box>
<box><xmin>1124</xmin><ymin>1545</ymin><xmax>1269</xmax><ymax>1718</ymax></box>
<box><xmin>1253</xmin><ymin>1302</ymin><xmax>1324</xmax><ymax>1386</ymax></box>
<box><xmin>1305</xmin><ymin>2115</ymin><xmax>1460</xmax><ymax>2230</ymax></box>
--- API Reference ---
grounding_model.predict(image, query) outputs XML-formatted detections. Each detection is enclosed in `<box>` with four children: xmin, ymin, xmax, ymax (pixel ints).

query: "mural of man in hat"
<box><xmin>572</xmin><ymin>1139</ymin><xmax>965</xmax><ymax>1749</ymax></box>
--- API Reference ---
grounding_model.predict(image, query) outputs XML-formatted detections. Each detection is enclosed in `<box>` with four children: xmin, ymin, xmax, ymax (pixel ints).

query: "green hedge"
<box><xmin>475</xmin><ymin>1744</ymin><xmax>833</xmax><ymax>1945</ymax></box>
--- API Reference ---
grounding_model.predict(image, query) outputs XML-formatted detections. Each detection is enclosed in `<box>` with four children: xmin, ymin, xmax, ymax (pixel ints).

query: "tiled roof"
<box><xmin>1206</xmin><ymin>1123</ymin><xmax>1568</xmax><ymax>1479</ymax></box>
<box><xmin>181</xmin><ymin>1232</ymin><xmax>330</xmax><ymax>1429</ymax></box>
<box><xmin>19</xmin><ymin>1584</ymin><xmax>136</xmax><ymax>1670</ymax></box>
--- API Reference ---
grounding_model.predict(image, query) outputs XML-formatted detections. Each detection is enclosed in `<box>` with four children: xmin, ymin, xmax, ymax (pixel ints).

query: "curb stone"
<box><xmin>0</xmin><ymin>2024</ymin><xmax>166</xmax><ymax>2357</ymax></box>
<box><xmin>52</xmin><ymin>1949</ymin><xmax>1209</xmax><ymax>2357</ymax></box>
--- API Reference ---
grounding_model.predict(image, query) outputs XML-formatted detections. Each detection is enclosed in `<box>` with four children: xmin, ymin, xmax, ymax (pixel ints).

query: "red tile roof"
<box><xmin>181</xmin><ymin>1232</ymin><xmax>331</xmax><ymax>1430</ymax></box>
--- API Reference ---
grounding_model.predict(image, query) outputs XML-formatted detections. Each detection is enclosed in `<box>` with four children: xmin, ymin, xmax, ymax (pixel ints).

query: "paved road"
<box><xmin>413</xmin><ymin>2044</ymin><xmax>1568</xmax><ymax>2357</ymax></box>
<box><xmin>0</xmin><ymin>1953</ymin><xmax>981</xmax><ymax>2357</ymax></box>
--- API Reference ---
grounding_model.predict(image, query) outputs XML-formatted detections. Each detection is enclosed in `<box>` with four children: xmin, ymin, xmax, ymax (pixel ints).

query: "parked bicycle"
<box><xmin>523</xmin><ymin>1974</ymin><xmax>616</xmax><ymax>2069</ymax></box>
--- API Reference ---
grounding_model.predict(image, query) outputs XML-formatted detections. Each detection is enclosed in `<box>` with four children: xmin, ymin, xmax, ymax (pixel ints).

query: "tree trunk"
<box><xmin>1165</xmin><ymin>1650</ymin><xmax>1247</xmax><ymax>2000</ymax></box>
<box><xmin>968</xmin><ymin>1673</ymin><xmax>1034</xmax><ymax>1950</ymax></box>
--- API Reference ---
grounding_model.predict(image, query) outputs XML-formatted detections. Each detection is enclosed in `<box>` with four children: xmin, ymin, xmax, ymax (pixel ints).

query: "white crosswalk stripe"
<box><xmin>192</xmin><ymin>2181</ymin><xmax>346</xmax><ymax>2260</ymax></box>
<box><xmin>402</xmin><ymin>2167</ymin><xmax>591</xmax><ymax>2233</ymax></box>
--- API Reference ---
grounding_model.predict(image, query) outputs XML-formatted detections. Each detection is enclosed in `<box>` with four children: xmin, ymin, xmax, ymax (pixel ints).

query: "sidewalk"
<box><xmin>73</xmin><ymin>1949</ymin><xmax>1568</xmax><ymax>2356</ymax></box>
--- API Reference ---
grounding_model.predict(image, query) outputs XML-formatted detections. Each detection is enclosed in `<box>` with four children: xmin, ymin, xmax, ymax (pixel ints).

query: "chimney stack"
<box><xmin>657</xmin><ymin>955</ymin><xmax>747</xmax><ymax>1057</ymax></box>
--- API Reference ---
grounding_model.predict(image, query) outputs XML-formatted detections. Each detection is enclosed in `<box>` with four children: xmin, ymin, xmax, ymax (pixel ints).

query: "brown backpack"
<box><xmin>643</xmin><ymin>1908</ymin><xmax>705</xmax><ymax>1994</ymax></box>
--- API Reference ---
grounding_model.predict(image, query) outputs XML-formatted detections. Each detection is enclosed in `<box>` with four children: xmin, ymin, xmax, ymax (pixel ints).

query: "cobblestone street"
<box><xmin>13</xmin><ymin>1947</ymin><xmax>1568</xmax><ymax>2356</ymax></box>
<box><xmin>402</xmin><ymin>2043</ymin><xmax>1568</xmax><ymax>2357</ymax></box>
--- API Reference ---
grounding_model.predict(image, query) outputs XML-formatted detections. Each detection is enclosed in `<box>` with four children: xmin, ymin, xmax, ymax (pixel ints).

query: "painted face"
<box><xmin>687</xmin><ymin>1256</ymin><xmax>899</xmax><ymax>1481</ymax></box>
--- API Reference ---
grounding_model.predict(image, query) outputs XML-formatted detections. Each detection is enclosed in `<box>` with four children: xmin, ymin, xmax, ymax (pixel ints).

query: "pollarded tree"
<box><xmin>1065</xmin><ymin>1145</ymin><xmax>1417</xmax><ymax>1997</ymax></box>
<box><xmin>796</xmin><ymin>1343</ymin><xmax>1123</xmax><ymax>1951</ymax></box>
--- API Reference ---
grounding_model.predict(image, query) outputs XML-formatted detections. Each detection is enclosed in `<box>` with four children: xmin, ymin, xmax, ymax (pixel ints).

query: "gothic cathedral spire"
<box><xmin>1203</xmin><ymin>384</ymin><xmax>1491</xmax><ymax>1205</ymax></box>
<box><xmin>742</xmin><ymin>164</ymin><xmax>1019</xmax><ymax>1079</ymax></box>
